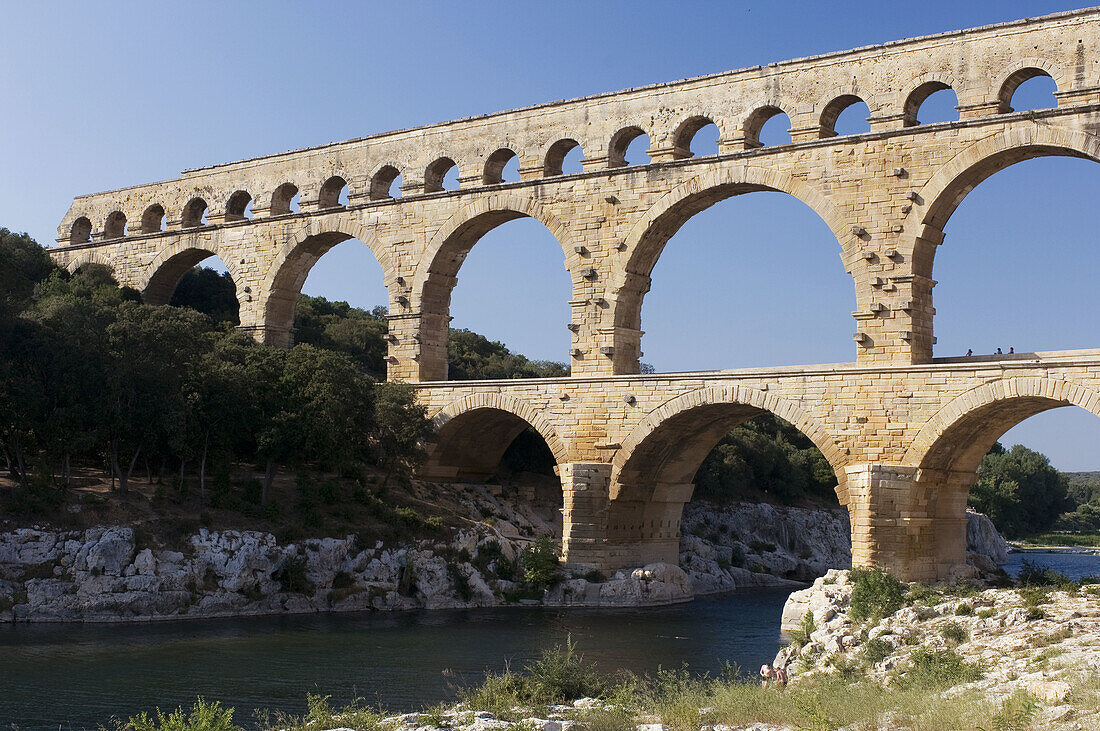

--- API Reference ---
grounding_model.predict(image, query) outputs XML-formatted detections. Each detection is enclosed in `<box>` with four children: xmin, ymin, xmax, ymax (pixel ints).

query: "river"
<box><xmin>0</xmin><ymin>588</ymin><xmax>790</xmax><ymax>730</ymax></box>
<box><xmin>5</xmin><ymin>550</ymin><xmax>1100</xmax><ymax>730</ymax></box>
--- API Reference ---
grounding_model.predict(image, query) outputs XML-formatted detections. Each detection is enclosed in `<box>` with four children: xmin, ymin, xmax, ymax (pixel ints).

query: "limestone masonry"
<box><xmin>49</xmin><ymin>8</ymin><xmax>1100</xmax><ymax>580</ymax></box>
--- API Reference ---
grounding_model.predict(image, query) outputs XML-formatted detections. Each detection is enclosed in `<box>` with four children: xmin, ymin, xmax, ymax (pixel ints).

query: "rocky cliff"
<box><xmin>0</xmin><ymin>487</ymin><xmax>1009</xmax><ymax>622</ymax></box>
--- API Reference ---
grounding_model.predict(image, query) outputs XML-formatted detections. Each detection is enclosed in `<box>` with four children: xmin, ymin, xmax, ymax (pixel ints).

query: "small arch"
<box><xmin>483</xmin><ymin>148</ymin><xmax>518</xmax><ymax>184</ymax></box>
<box><xmin>103</xmin><ymin>211</ymin><xmax>127</xmax><ymax>239</ymax></box>
<box><xmin>181</xmin><ymin>197</ymin><xmax>209</xmax><ymax>228</ymax></box>
<box><xmin>903</xmin><ymin>81</ymin><xmax>958</xmax><ymax>127</ymax></box>
<box><xmin>141</xmin><ymin>204</ymin><xmax>166</xmax><ymax>233</ymax></box>
<box><xmin>425</xmin><ymin>157</ymin><xmax>458</xmax><ymax>193</ymax></box>
<box><xmin>544</xmin><ymin>139</ymin><xmax>582</xmax><ymax>176</ymax></box>
<box><xmin>370</xmin><ymin>165</ymin><xmax>402</xmax><ymax>200</ymax></box>
<box><xmin>318</xmin><ymin>176</ymin><xmax>349</xmax><ymax>209</ymax></box>
<box><xmin>64</xmin><ymin>249</ymin><xmax>111</xmax><ymax>274</ymax></box>
<box><xmin>671</xmin><ymin>116</ymin><xmax>720</xmax><ymax>158</ymax></box>
<box><xmin>69</xmin><ymin>217</ymin><xmax>92</xmax><ymax>244</ymax></box>
<box><xmin>420</xmin><ymin>394</ymin><xmax>568</xmax><ymax>481</ymax></box>
<box><xmin>270</xmin><ymin>183</ymin><xmax>299</xmax><ymax>215</ymax></box>
<box><xmin>225</xmin><ymin>190</ymin><xmax>253</xmax><ymax>221</ymax></box>
<box><xmin>142</xmin><ymin>243</ymin><xmax>238</xmax><ymax>307</ymax></box>
<box><xmin>819</xmin><ymin>95</ymin><xmax>870</xmax><ymax>137</ymax></box>
<box><xmin>743</xmin><ymin>106</ymin><xmax>789</xmax><ymax>148</ymax></box>
<box><xmin>608</xmin><ymin>126</ymin><xmax>649</xmax><ymax>168</ymax></box>
<box><xmin>998</xmin><ymin>68</ymin><xmax>1057</xmax><ymax>113</ymax></box>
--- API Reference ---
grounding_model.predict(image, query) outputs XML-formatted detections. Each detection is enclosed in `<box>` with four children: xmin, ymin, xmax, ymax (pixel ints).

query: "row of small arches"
<box><xmin>66</xmin><ymin>68</ymin><xmax>1059</xmax><ymax>244</ymax></box>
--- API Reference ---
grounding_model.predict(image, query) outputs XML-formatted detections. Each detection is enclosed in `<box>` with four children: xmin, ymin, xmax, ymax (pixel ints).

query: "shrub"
<box><xmin>331</xmin><ymin>571</ymin><xmax>354</xmax><ymax>589</ymax></box>
<box><xmin>460</xmin><ymin>641</ymin><xmax>607</xmax><ymax>711</ymax></box>
<box><xmin>954</xmin><ymin>602</ymin><xmax>973</xmax><ymax>616</ymax></box>
<box><xmin>1018</xmin><ymin>560</ymin><xmax>1074</xmax><ymax>589</ymax></box>
<box><xmin>902</xmin><ymin>648</ymin><xmax>983</xmax><ymax>689</ymax></box>
<box><xmin>122</xmin><ymin>698</ymin><xmax>238</xmax><ymax>731</ymax></box>
<box><xmin>521</xmin><ymin>536</ymin><xmax>561</xmax><ymax>591</ymax></box>
<box><xmin>941</xmin><ymin>621</ymin><xmax>968</xmax><ymax>645</ymax></box>
<box><xmin>788</xmin><ymin>610</ymin><xmax>817</xmax><ymax>649</ymax></box>
<box><xmin>274</xmin><ymin>556</ymin><xmax>314</xmax><ymax>595</ymax></box>
<box><xmin>860</xmin><ymin>637</ymin><xmax>893</xmax><ymax>666</ymax></box>
<box><xmin>849</xmin><ymin>568</ymin><xmax>907</xmax><ymax>621</ymax></box>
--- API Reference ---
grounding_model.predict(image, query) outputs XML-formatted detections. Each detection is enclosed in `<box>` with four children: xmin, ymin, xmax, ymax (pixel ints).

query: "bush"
<box><xmin>848</xmin><ymin>568</ymin><xmax>907</xmax><ymax>621</ymax></box>
<box><xmin>460</xmin><ymin>641</ymin><xmax>607</xmax><ymax>712</ymax></box>
<box><xmin>122</xmin><ymin>698</ymin><xmax>238</xmax><ymax>731</ymax></box>
<box><xmin>860</xmin><ymin>637</ymin><xmax>893</xmax><ymax>666</ymax></box>
<box><xmin>274</xmin><ymin>556</ymin><xmax>314</xmax><ymax>595</ymax></box>
<box><xmin>902</xmin><ymin>648</ymin><xmax>983</xmax><ymax>689</ymax></box>
<box><xmin>1017</xmin><ymin>560</ymin><xmax>1074</xmax><ymax>589</ymax></box>
<box><xmin>521</xmin><ymin>536</ymin><xmax>561</xmax><ymax>591</ymax></box>
<box><xmin>941</xmin><ymin>621</ymin><xmax>968</xmax><ymax>645</ymax></box>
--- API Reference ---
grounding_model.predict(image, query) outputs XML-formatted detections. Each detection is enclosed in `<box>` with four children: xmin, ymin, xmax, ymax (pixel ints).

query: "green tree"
<box><xmin>969</xmin><ymin>443</ymin><xmax>1070</xmax><ymax>538</ymax></box>
<box><xmin>253</xmin><ymin>345</ymin><xmax>375</xmax><ymax>504</ymax></box>
<box><xmin>170</xmin><ymin>266</ymin><xmax>240</xmax><ymax>325</ymax></box>
<box><xmin>447</xmin><ymin>329</ymin><xmax>568</xmax><ymax>380</ymax></box>
<box><xmin>694</xmin><ymin>413</ymin><xmax>838</xmax><ymax>504</ymax></box>
<box><xmin>293</xmin><ymin>296</ymin><xmax>389</xmax><ymax>377</ymax></box>
<box><xmin>101</xmin><ymin>302</ymin><xmax>215</xmax><ymax>493</ymax></box>
<box><xmin>371</xmin><ymin>382</ymin><xmax>434</xmax><ymax>482</ymax></box>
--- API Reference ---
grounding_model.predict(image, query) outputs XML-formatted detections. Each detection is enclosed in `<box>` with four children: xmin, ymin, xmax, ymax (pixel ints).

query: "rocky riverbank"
<box><xmin>774</xmin><ymin>569</ymin><xmax>1100</xmax><ymax>729</ymax></box>
<box><xmin>0</xmin><ymin>482</ymin><xmax>1005</xmax><ymax>622</ymax></box>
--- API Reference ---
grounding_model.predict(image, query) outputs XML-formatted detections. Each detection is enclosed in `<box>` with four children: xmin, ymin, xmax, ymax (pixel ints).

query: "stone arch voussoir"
<box><xmin>258</xmin><ymin>215</ymin><xmax>396</xmax><ymax>309</ymax></box>
<box><xmin>992</xmin><ymin>57</ymin><xmax>1066</xmax><ymax>102</ymax></box>
<box><xmin>64</xmin><ymin>249</ymin><xmax>113</xmax><ymax>275</ymax></box>
<box><xmin>429</xmin><ymin>392</ymin><xmax>570</xmax><ymax>467</ymax></box>
<box><xmin>902</xmin><ymin>376</ymin><xmax>1100</xmax><ymax>468</ymax></box>
<box><xmin>910</xmin><ymin>124</ymin><xmax>1100</xmax><ymax>247</ymax></box>
<box><xmin>410</xmin><ymin>193</ymin><xmax>574</xmax><ymax>303</ymax></box>
<box><xmin>611</xmin><ymin>385</ymin><xmax>844</xmax><ymax>486</ymax></box>
<box><xmin>138</xmin><ymin>236</ymin><xmax>243</xmax><ymax>295</ymax></box>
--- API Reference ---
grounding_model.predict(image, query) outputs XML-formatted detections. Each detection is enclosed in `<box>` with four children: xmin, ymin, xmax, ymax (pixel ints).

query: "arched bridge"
<box><xmin>50</xmin><ymin>9</ymin><xmax>1100</xmax><ymax>580</ymax></box>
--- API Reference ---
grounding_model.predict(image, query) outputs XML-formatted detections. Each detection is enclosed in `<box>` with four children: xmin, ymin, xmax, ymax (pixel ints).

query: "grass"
<box><xmin>114</xmin><ymin>644</ymin><xmax>1069</xmax><ymax>731</ymax></box>
<box><xmin>1016</xmin><ymin>531</ymin><xmax>1100</xmax><ymax>547</ymax></box>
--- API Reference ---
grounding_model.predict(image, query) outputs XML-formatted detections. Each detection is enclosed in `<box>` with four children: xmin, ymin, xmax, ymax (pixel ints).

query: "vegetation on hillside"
<box><xmin>0</xmin><ymin>230</ymin><xmax>431</xmax><ymax>512</ymax></box>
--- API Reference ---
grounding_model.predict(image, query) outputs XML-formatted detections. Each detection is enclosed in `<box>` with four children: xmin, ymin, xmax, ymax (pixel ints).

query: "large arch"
<box><xmin>898</xmin><ymin>376</ymin><xmax>1100</xmax><ymax>577</ymax></box>
<box><xmin>907</xmin><ymin>125</ymin><xmax>1100</xmax><ymax>360</ymax></box>
<box><xmin>605</xmin><ymin>385</ymin><xmax>845</xmax><ymax>567</ymax></box>
<box><xmin>410</xmin><ymin>195</ymin><xmax>574</xmax><ymax>381</ymax></box>
<box><xmin>258</xmin><ymin>218</ymin><xmax>394</xmax><ymax>348</ymax></box>
<box><xmin>419</xmin><ymin>393</ymin><xmax>568</xmax><ymax>481</ymax></box>
<box><xmin>611</xmin><ymin>166</ymin><xmax>858</xmax><ymax>373</ymax></box>
<box><xmin>140</xmin><ymin>241</ymin><xmax>242</xmax><ymax>306</ymax></box>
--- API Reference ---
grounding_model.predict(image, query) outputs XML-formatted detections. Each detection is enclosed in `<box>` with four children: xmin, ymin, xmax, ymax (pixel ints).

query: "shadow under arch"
<box><xmin>419</xmin><ymin>393</ymin><xmax>568</xmax><ymax>482</ymax></box>
<box><xmin>898</xmin><ymin>376</ymin><xmax>1100</xmax><ymax>577</ymax></box>
<box><xmin>611</xmin><ymin>166</ymin><xmax>857</xmax><ymax>374</ymax></box>
<box><xmin>259</xmin><ymin>218</ymin><xmax>394</xmax><ymax>349</ymax></box>
<box><xmin>140</xmin><ymin>241</ymin><xmax>242</xmax><ymax>306</ymax></box>
<box><xmin>606</xmin><ymin>385</ymin><xmax>846</xmax><ymax>568</ymax></box>
<box><xmin>410</xmin><ymin>195</ymin><xmax>574</xmax><ymax>381</ymax></box>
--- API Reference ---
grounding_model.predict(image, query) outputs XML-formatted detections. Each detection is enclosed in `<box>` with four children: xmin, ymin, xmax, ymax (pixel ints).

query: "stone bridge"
<box><xmin>49</xmin><ymin>8</ymin><xmax>1100</xmax><ymax>580</ymax></box>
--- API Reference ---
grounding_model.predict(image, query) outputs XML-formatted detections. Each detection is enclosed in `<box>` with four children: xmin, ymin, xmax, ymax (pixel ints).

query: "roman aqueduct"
<box><xmin>50</xmin><ymin>8</ymin><xmax>1100</xmax><ymax>580</ymax></box>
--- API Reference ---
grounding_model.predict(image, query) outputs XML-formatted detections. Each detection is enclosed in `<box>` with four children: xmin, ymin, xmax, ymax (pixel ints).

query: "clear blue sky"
<box><xmin>2</xmin><ymin>1</ymin><xmax>1099</xmax><ymax>469</ymax></box>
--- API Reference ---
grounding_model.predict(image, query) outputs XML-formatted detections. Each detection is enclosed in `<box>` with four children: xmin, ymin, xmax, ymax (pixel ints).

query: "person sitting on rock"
<box><xmin>774</xmin><ymin>665</ymin><xmax>788</xmax><ymax>688</ymax></box>
<box><xmin>760</xmin><ymin>663</ymin><xmax>776</xmax><ymax>688</ymax></box>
